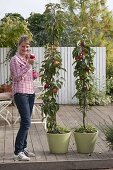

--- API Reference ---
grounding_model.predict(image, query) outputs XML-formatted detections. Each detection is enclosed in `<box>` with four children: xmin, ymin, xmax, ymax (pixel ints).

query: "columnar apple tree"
<box><xmin>39</xmin><ymin>3</ymin><xmax>66</xmax><ymax>133</ymax></box>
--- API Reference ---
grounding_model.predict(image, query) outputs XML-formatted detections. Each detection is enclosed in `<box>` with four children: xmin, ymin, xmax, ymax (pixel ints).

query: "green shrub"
<box><xmin>101</xmin><ymin>117</ymin><xmax>113</xmax><ymax>150</ymax></box>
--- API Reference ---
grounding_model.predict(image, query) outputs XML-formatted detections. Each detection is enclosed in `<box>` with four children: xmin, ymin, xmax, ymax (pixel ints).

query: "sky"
<box><xmin>0</xmin><ymin>0</ymin><xmax>113</xmax><ymax>20</ymax></box>
<box><xmin>0</xmin><ymin>0</ymin><xmax>60</xmax><ymax>19</ymax></box>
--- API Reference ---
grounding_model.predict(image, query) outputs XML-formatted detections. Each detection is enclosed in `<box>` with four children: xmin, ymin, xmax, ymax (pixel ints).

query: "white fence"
<box><xmin>0</xmin><ymin>47</ymin><xmax>106</xmax><ymax>104</ymax></box>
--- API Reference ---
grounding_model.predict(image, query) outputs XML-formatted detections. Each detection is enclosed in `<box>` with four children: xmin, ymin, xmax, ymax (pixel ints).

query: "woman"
<box><xmin>10</xmin><ymin>35</ymin><xmax>36</xmax><ymax>161</ymax></box>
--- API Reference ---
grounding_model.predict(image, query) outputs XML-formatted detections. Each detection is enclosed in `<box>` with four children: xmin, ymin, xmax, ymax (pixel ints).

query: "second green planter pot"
<box><xmin>73</xmin><ymin>131</ymin><xmax>98</xmax><ymax>154</ymax></box>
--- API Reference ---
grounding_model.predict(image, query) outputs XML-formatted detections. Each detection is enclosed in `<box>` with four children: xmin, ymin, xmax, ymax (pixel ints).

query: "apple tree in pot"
<box><xmin>72</xmin><ymin>33</ymin><xmax>98</xmax><ymax>153</ymax></box>
<box><xmin>39</xmin><ymin>3</ymin><xmax>71</xmax><ymax>154</ymax></box>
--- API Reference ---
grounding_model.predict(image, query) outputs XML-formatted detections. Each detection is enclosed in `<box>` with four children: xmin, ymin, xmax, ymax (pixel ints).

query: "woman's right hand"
<box><xmin>28</xmin><ymin>54</ymin><xmax>36</xmax><ymax>65</ymax></box>
<box><xmin>28</xmin><ymin>58</ymin><xmax>35</xmax><ymax>65</ymax></box>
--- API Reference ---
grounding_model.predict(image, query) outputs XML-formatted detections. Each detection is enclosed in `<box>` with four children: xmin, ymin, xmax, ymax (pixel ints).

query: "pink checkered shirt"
<box><xmin>10</xmin><ymin>52</ymin><xmax>34</xmax><ymax>95</ymax></box>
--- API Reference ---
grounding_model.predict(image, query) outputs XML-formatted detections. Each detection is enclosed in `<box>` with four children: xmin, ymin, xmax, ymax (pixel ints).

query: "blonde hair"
<box><xmin>18</xmin><ymin>35</ymin><xmax>30</xmax><ymax>46</ymax></box>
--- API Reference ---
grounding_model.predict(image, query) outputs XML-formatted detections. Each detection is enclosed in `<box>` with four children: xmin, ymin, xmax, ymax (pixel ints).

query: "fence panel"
<box><xmin>0</xmin><ymin>47</ymin><xmax>106</xmax><ymax>104</ymax></box>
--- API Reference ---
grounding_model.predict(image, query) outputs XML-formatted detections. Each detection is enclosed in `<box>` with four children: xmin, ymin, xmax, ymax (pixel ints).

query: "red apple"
<box><xmin>80</xmin><ymin>41</ymin><xmax>85</xmax><ymax>47</ymax></box>
<box><xmin>85</xmin><ymin>67</ymin><xmax>90</xmax><ymax>73</ymax></box>
<box><xmin>54</xmin><ymin>60</ymin><xmax>60</xmax><ymax>66</ymax></box>
<box><xmin>30</xmin><ymin>54</ymin><xmax>35</xmax><ymax>59</ymax></box>
<box><xmin>44</xmin><ymin>83</ymin><xmax>50</xmax><ymax>89</ymax></box>
<box><xmin>52</xmin><ymin>88</ymin><xmax>59</xmax><ymax>93</ymax></box>
<box><xmin>32</xmin><ymin>71</ymin><xmax>38</xmax><ymax>80</ymax></box>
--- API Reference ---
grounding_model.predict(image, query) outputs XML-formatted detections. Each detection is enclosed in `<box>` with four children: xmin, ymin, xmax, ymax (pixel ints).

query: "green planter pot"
<box><xmin>74</xmin><ymin>131</ymin><xmax>98</xmax><ymax>154</ymax></box>
<box><xmin>47</xmin><ymin>132</ymin><xmax>71</xmax><ymax>154</ymax></box>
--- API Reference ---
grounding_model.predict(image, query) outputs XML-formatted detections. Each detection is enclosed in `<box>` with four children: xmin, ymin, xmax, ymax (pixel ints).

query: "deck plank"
<box><xmin>29</xmin><ymin>124</ymin><xmax>46</xmax><ymax>161</ymax></box>
<box><xmin>3</xmin><ymin>124</ymin><xmax>14</xmax><ymax>163</ymax></box>
<box><xmin>35</xmin><ymin>125</ymin><xmax>57</xmax><ymax>161</ymax></box>
<box><xmin>0</xmin><ymin>126</ymin><xmax>5</xmax><ymax>163</ymax></box>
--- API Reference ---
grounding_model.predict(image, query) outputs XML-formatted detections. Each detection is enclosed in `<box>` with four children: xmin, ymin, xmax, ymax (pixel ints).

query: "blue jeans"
<box><xmin>14</xmin><ymin>93</ymin><xmax>35</xmax><ymax>155</ymax></box>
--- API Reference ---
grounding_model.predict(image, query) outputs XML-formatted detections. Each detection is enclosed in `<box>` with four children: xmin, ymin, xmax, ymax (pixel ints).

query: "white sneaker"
<box><xmin>14</xmin><ymin>152</ymin><xmax>30</xmax><ymax>161</ymax></box>
<box><xmin>24</xmin><ymin>148</ymin><xmax>35</xmax><ymax>157</ymax></box>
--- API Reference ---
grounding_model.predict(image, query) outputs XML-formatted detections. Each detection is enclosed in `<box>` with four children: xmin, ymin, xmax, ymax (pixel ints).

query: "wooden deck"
<box><xmin>0</xmin><ymin>104</ymin><xmax>113</xmax><ymax>170</ymax></box>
